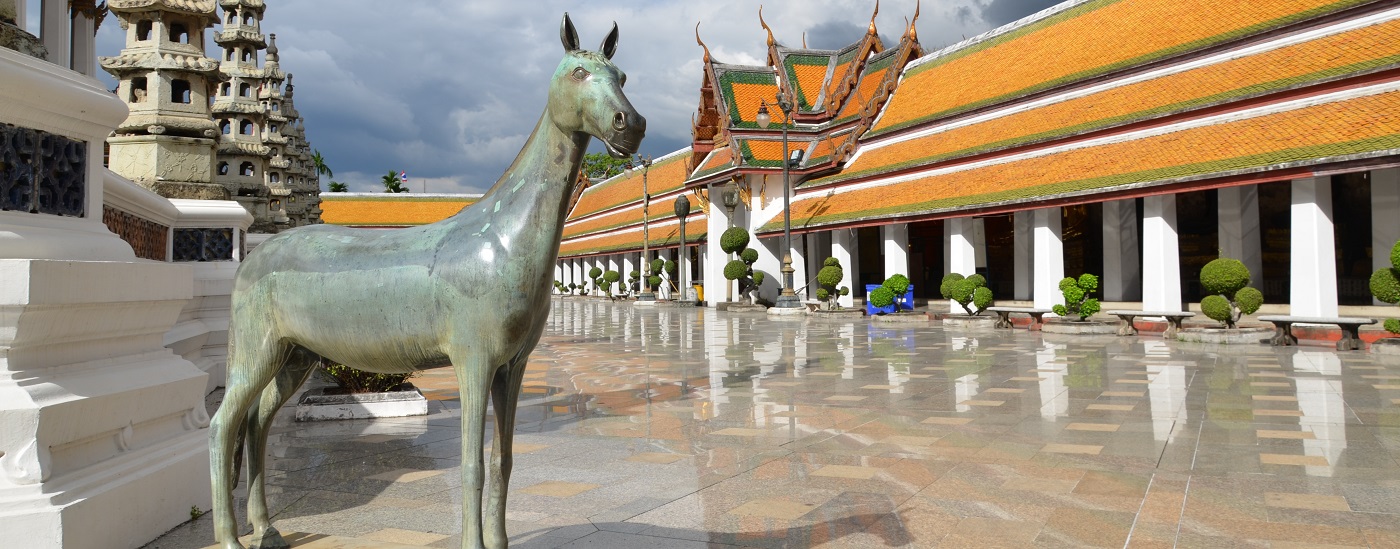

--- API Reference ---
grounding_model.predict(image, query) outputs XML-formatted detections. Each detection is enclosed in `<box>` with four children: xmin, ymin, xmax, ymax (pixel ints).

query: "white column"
<box><xmin>68</xmin><ymin>6</ymin><xmax>93</xmax><ymax>76</ymax></box>
<box><xmin>704</xmin><ymin>184</ymin><xmax>732</xmax><ymax>306</ymax></box>
<box><xmin>1373</xmin><ymin>169</ymin><xmax>1400</xmax><ymax>305</ymax></box>
<box><xmin>882</xmin><ymin>223</ymin><xmax>909</xmax><ymax>280</ymax></box>
<box><xmin>1290</xmin><ymin>177</ymin><xmax>1338</xmax><ymax>317</ymax></box>
<box><xmin>1013</xmin><ymin>211</ymin><xmax>1033</xmax><ymax>300</ymax></box>
<box><xmin>622</xmin><ymin>254</ymin><xmax>635</xmax><ymax>294</ymax></box>
<box><xmin>1101</xmin><ymin>199</ymin><xmax>1140</xmax><ymax>302</ymax></box>
<box><xmin>1142</xmin><ymin>195</ymin><xmax>1182</xmax><ymax>311</ymax></box>
<box><xmin>791</xmin><ymin>234</ymin><xmax>807</xmax><ymax>299</ymax></box>
<box><xmin>40</xmin><ymin>0</ymin><xmax>68</xmax><ymax>67</ymax></box>
<box><xmin>947</xmin><ymin>217</ymin><xmax>976</xmax><ymax>311</ymax></box>
<box><xmin>753</xmin><ymin>236</ymin><xmax>783</xmax><ymax>303</ymax></box>
<box><xmin>831</xmin><ymin>228</ymin><xmax>856</xmax><ymax>308</ymax></box>
<box><xmin>1033</xmin><ymin>207</ymin><xmax>1065</xmax><ymax>310</ymax></box>
<box><xmin>1218</xmin><ymin>186</ymin><xmax>1263</xmax><ymax>282</ymax></box>
<box><xmin>572</xmin><ymin>259</ymin><xmax>582</xmax><ymax>289</ymax></box>
<box><xmin>660</xmin><ymin>248</ymin><xmax>673</xmax><ymax>299</ymax></box>
<box><xmin>554</xmin><ymin>262</ymin><xmax>562</xmax><ymax>288</ymax></box>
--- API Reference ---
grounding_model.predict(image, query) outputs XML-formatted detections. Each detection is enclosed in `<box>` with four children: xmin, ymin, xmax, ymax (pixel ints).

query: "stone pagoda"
<box><xmin>211</xmin><ymin>0</ymin><xmax>281</xmax><ymax>232</ymax></box>
<box><xmin>100</xmin><ymin>0</ymin><xmax>228</xmax><ymax>200</ymax></box>
<box><xmin>278</xmin><ymin>74</ymin><xmax>323</xmax><ymax>226</ymax></box>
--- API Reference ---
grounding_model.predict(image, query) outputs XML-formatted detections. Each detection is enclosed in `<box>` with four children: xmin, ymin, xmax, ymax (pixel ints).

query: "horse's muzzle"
<box><xmin>605</xmin><ymin>111</ymin><xmax>645</xmax><ymax>157</ymax></box>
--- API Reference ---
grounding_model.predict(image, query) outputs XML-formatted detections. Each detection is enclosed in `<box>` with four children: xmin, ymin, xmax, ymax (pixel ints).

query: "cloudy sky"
<box><xmin>87</xmin><ymin>0</ymin><xmax>1060</xmax><ymax>194</ymax></box>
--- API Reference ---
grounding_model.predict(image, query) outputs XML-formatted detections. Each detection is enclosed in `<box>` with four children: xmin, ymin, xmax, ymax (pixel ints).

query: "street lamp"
<box><xmin>674</xmin><ymin>194</ymin><xmax>692</xmax><ymax>304</ymax></box>
<box><xmin>628</xmin><ymin>155</ymin><xmax>655</xmax><ymax>302</ymax></box>
<box><xmin>720</xmin><ymin>179</ymin><xmax>741</xmax><ymax>303</ymax></box>
<box><xmin>756</xmin><ymin>95</ymin><xmax>804</xmax><ymax>310</ymax></box>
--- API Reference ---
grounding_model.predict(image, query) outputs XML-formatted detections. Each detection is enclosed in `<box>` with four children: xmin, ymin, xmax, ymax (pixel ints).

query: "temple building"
<box><xmin>553</xmin><ymin>0</ymin><xmax>1400</xmax><ymax>318</ymax></box>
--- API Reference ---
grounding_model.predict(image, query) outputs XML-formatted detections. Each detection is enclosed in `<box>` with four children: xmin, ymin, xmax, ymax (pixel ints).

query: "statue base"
<box><xmin>773</xmin><ymin>293</ymin><xmax>804</xmax><ymax>310</ymax></box>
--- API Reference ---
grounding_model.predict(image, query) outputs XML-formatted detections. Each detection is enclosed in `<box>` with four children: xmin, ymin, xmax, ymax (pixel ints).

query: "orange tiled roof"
<box><xmin>319</xmin><ymin>194</ymin><xmax>479</xmax><ymax>226</ymax></box>
<box><xmin>568</xmin><ymin>151</ymin><xmax>691</xmax><ymax>220</ymax></box>
<box><xmin>562</xmin><ymin>196</ymin><xmax>702</xmax><ymax>241</ymax></box>
<box><xmin>868</xmin><ymin>0</ymin><xmax>1374</xmax><ymax>136</ymax></box>
<box><xmin>762</xmin><ymin>88</ymin><xmax>1400</xmax><ymax>231</ymax></box>
<box><xmin>559</xmin><ymin>217</ymin><xmax>708</xmax><ymax>257</ymax></box>
<box><xmin>824</xmin><ymin>47</ymin><xmax>864</xmax><ymax>109</ymax></box>
<box><xmin>714</xmin><ymin>66</ymin><xmax>791</xmax><ymax>128</ymax></box>
<box><xmin>821</xmin><ymin>16</ymin><xmax>1400</xmax><ymax>185</ymax></box>
<box><xmin>688</xmin><ymin>145</ymin><xmax>736</xmax><ymax>181</ymax></box>
<box><xmin>833</xmin><ymin>50</ymin><xmax>899</xmax><ymax>123</ymax></box>
<box><xmin>781</xmin><ymin>52</ymin><xmax>835</xmax><ymax>112</ymax></box>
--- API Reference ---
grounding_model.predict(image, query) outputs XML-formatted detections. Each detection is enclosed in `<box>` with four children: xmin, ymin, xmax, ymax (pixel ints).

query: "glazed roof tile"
<box><xmin>562</xmin><ymin>193</ymin><xmax>703</xmax><ymax>241</ymax></box>
<box><xmin>761</xmin><ymin>87</ymin><xmax>1400</xmax><ymax>232</ymax></box>
<box><xmin>779</xmin><ymin>50</ymin><xmax>837</xmax><ymax>113</ymax></box>
<box><xmin>869</xmin><ymin>0</ymin><xmax>1374</xmax><ymax>136</ymax></box>
<box><xmin>567</xmin><ymin>149</ymin><xmax>691</xmax><ymax>220</ymax></box>
<box><xmin>833</xmin><ymin>49</ymin><xmax>900</xmax><ymax>124</ymax></box>
<box><xmin>558</xmin><ymin>217</ymin><xmax>708</xmax><ymax>257</ymax></box>
<box><xmin>687</xmin><ymin>145</ymin><xmax>737</xmax><ymax>181</ymax></box>
<box><xmin>818</xmin><ymin>15</ymin><xmax>1400</xmax><ymax>186</ymax></box>
<box><xmin>319</xmin><ymin>194</ymin><xmax>480</xmax><ymax>226</ymax></box>
<box><xmin>713</xmin><ymin>66</ymin><xmax>790</xmax><ymax>129</ymax></box>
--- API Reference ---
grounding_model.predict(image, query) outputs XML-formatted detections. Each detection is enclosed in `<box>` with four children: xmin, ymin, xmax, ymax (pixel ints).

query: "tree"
<box><xmin>312</xmin><ymin>149</ymin><xmax>333</xmax><ymax>179</ymax></box>
<box><xmin>327</xmin><ymin>181</ymin><xmax>348</xmax><ymax>192</ymax></box>
<box><xmin>581</xmin><ymin>152</ymin><xmax>630</xmax><ymax>180</ymax></box>
<box><xmin>381</xmin><ymin>170</ymin><xmax>408</xmax><ymax>193</ymax></box>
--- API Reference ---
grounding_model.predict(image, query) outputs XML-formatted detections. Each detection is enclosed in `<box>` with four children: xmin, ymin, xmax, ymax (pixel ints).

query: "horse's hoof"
<box><xmin>249</xmin><ymin>526</ymin><xmax>290</xmax><ymax>549</ymax></box>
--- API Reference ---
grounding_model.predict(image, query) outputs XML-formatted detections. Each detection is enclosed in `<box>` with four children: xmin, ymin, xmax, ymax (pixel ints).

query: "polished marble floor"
<box><xmin>154</xmin><ymin>299</ymin><xmax>1400</xmax><ymax>548</ymax></box>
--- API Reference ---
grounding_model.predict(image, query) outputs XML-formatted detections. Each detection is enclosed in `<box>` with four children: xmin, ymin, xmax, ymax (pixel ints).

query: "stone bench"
<box><xmin>1105</xmin><ymin>310</ymin><xmax>1196</xmax><ymax>339</ymax></box>
<box><xmin>1256</xmin><ymin>315</ymin><xmax>1376</xmax><ymax>350</ymax></box>
<box><xmin>985</xmin><ymin>307</ymin><xmax>1053</xmax><ymax>330</ymax></box>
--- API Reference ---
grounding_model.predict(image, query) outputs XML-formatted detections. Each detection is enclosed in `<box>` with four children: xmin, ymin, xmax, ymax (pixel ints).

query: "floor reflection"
<box><xmin>172</xmin><ymin>298</ymin><xmax>1400</xmax><ymax>548</ymax></box>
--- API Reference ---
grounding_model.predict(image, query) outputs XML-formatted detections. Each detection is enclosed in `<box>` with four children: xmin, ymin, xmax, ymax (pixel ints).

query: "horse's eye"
<box><xmin>572</xmin><ymin>67</ymin><xmax>589</xmax><ymax>80</ymax></box>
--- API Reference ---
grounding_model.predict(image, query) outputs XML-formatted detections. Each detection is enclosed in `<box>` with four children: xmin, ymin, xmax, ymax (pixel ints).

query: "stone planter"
<box><xmin>1175</xmin><ymin>326</ymin><xmax>1273</xmax><ymax>345</ymax></box>
<box><xmin>808</xmin><ymin>309</ymin><xmax>867</xmax><ymax>320</ymax></box>
<box><xmin>295</xmin><ymin>384</ymin><xmax>429</xmax><ymax>421</ymax></box>
<box><xmin>873</xmin><ymin>312</ymin><xmax>932</xmax><ymax>324</ymax></box>
<box><xmin>725</xmin><ymin>303</ymin><xmax>769</xmax><ymax>313</ymax></box>
<box><xmin>1372</xmin><ymin>337</ymin><xmax>1400</xmax><ymax>356</ymax></box>
<box><xmin>1042</xmin><ymin>320</ymin><xmax>1118</xmax><ymax>335</ymax></box>
<box><xmin>941</xmin><ymin>314</ymin><xmax>997</xmax><ymax>329</ymax></box>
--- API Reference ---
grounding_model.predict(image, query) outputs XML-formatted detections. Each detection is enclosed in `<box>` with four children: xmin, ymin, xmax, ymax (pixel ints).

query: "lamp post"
<box><xmin>629</xmin><ymin>155</ymin><xmax>655</xmax><ymax>302</ymax></box>
<box><xmin>720</xmin><ymin>179</ymin><xmax>740</xmax><ymax>303</ymax></box>
<box><xmin>756</xmin><ymin>95</ymin><xmax>803</xmax><ymax>310</ymax></box>
<box><xmin>674</xmin><ymin>194</ymin><xmax>691</xmax><ymax>304</ymax></box>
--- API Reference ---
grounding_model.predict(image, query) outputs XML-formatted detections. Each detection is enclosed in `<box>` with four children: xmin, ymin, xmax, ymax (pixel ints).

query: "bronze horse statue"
<box><xmin>208</xmin><ymin>14</ymin><xmax>644</xmax><ymax>549</ymax></box>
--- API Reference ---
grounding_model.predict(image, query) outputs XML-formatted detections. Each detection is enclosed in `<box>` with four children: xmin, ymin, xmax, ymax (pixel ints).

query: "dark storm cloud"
<box><xmin>978</xmin><ymin>0</ymin><xmax>1065</xmax><ymax>27</ymax></box>
<box><xmin>93</xmin><ymin>1</ymin><xmax>993</xmax><ymax>194</ymax></box>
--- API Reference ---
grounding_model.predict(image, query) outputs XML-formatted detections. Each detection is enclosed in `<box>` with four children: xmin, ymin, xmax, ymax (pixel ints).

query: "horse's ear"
<box><xmin>560</xmin><ymin>13</ymin><xmax>580</xmax><ymax>52</ymax></box>
<box><xmin>600</xmin><ymin>22</ymin><xmax>619</xmax><ymax>60</ymax></box>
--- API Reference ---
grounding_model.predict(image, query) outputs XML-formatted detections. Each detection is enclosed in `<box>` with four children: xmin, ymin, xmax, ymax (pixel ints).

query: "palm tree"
<box><xmin>327</xmin><ymin>181</ymin><xmax>348</xmax><ymax>192</ymax></box>
<box><xmin>381</xmin><ymin>171</ymin><xmax>408</xmax><ymax>193</ymax></box>
<box><xmin>312</xmin><ymin>149</ymin><xmax>333</xmax><ymax>179</ymax></box>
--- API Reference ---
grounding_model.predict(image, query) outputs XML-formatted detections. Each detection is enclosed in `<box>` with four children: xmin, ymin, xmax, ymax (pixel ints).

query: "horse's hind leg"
<box><xmin>210</xmin><ymin>335</ymin><xmax>295</xmax><ymax>549</ymax></box>
<box><xmin>484</xmin><ymin>359</ymin><xmax>529</xmax><ymax>549</ymax></box>
<box><xmin>244</xmin><ymin>347</ymin><xmax>319</xmax><ymax>549</ymax></box>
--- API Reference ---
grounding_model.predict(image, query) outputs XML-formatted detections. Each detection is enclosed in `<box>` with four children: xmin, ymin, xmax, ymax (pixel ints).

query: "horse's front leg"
<box><xmin>454</xmin><ymin>350</ymin><xmax>497</xmax><ymax>549</ymax></box>
<box><xmin>485</xmin><ymin>358</ymin><xmax>529</xmax><ymax>549</ymax></box>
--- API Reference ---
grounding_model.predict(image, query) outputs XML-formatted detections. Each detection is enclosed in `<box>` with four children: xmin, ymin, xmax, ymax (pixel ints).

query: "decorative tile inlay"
<box><xmin>1260</xmin><ymin>454</ymin><xmax>1329</xmax><ymax>467</ymax></box>
<box><xmin>173</xmin><ymin>228</ymin><xmax>235</xmax><ymax>261</ymax></box>
<box><xmin>519</xmin><ymin>481</ymin><xmax>600</xmax><ymax>497</ymax></box>
<box><xmin>102</xmin><ymin>206</ymin><xmax>169</xmax><ymax>261</ymax></box>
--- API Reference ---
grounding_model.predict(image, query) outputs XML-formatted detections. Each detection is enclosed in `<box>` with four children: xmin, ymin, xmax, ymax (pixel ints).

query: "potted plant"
<box><xmin>296</xmin><ymin>361</ymin><xmax>427</xmax><ymax>421</ymax></box>
<box><xmin>1176</xmin><ymin>257</ymin><xmax>1270</xmax><ymax>344</ymax></box>
<box><xmin>1370</xmin><ymin>240</ymin><xmax>1400</xmax><ymax>355</ymax></box>
<box><xmin>939</xmin><ymin>273</ymin><xmax>995</xmax><ymax>328</ymax></box>
<box><xmin>868</xmin><ymin>274</ymin><xmax>927</xmax><ymax>322</ymax></box>
<box><xmin>811</xmin><ymin>257</ymin><xmax>862</xmax><ymax>318</ymax></box>
<box><xmin>1044</xmin><ymin>274</ymin><xmax>1116</xmax><ymax>335</ymax></box>
<box><xmin>723</xmin><ymin>239</ymin><xmax>768</xmax><ymax>311</ymax></box>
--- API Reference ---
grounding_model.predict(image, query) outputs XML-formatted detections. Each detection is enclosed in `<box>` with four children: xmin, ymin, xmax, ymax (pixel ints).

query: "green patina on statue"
<box><xmin>208</xmin><ymin>14</ymin><xmax>645</xmax><ymax>549</ymax></box>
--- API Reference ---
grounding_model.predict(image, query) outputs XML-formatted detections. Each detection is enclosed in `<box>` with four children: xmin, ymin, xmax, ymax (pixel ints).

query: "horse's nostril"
<box><xmin>613</xmin><ymin>112</ymin><xmax>627</xmax><ymax>131</ymax></box>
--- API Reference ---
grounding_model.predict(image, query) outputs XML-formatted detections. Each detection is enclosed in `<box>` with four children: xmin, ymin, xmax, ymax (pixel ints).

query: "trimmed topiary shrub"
<box><xmin>723</xmin><ymin>246</ymin><xmax>763</xmax><ymax>303</ymax></box>
<box><xmin>869</xmin><ymin>286</ymin><xmax>896</xmax><ymax>308</ymax></box>
<box><xmin>1052</xmin><ymin>273</ymin><xmax>1101</xmax><ymax>321</ymax></box>
<box><xmin>720</xmin><ymin>227</ymin><xmax>750</xmax><ymax>254</ymax></box>
<box><xmin>588</xmin><ymin>266</ymin><xmax>602</xmax><ymax>280</ymax></box>
<box><xmin>874</xmin><ymin>274</ymin><xmax>914</xmax><ymax>313</ymax></box>
<box><xmin>1370</xmin><ymin>240</ymin><xmax>1400</xmax><ymax>335</ymax></box>
<box><xmin>816</xmin><ymin>257</ymin><xmax>849</xmax><ymax>310</ymax></box>
<box><xmin>942</xmin><ymin>272</ymin><xmax>992</xmax><ymax>315</ymax></box>
<box><xmin>1198</xmin><ymin>257</ymin><xmax>1263</xmax><ymax>328</ymax></box>
<box><xmin>602</xmin><ymin>270</ymin><xmax>621</xmax><ymax>298</ymax></box>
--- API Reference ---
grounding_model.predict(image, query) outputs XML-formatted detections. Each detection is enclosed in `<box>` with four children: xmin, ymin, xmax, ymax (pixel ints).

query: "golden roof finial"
<box><xmin>759</xmin><ymin>5</ymin><xmax>775</xmax><ymax>47</ymax></box>
<box><xmin>696</xmin><ymin>22</ymin><xmax>712</xmax><ymax>63</ymax></box>
<box><xmin>906</xmin><ymin>0</ymin><xmax>921</xmax><ymax>41</ymax></box>
<box><xmin>802</xmin><ymin>32</ymin><xmax>808</xmax><ymax>49</ymax></box>
<box><xmin>868</xmin><ymin>0</ymin><xmax>880</xmax><ymax>36</ymax></box>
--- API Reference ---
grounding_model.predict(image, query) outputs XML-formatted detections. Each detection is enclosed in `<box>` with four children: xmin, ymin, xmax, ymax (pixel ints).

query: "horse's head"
<box><xmin>550</xmin><ymin>13</ymin><xmax>645</xmax><ymax>158</ymax></box>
